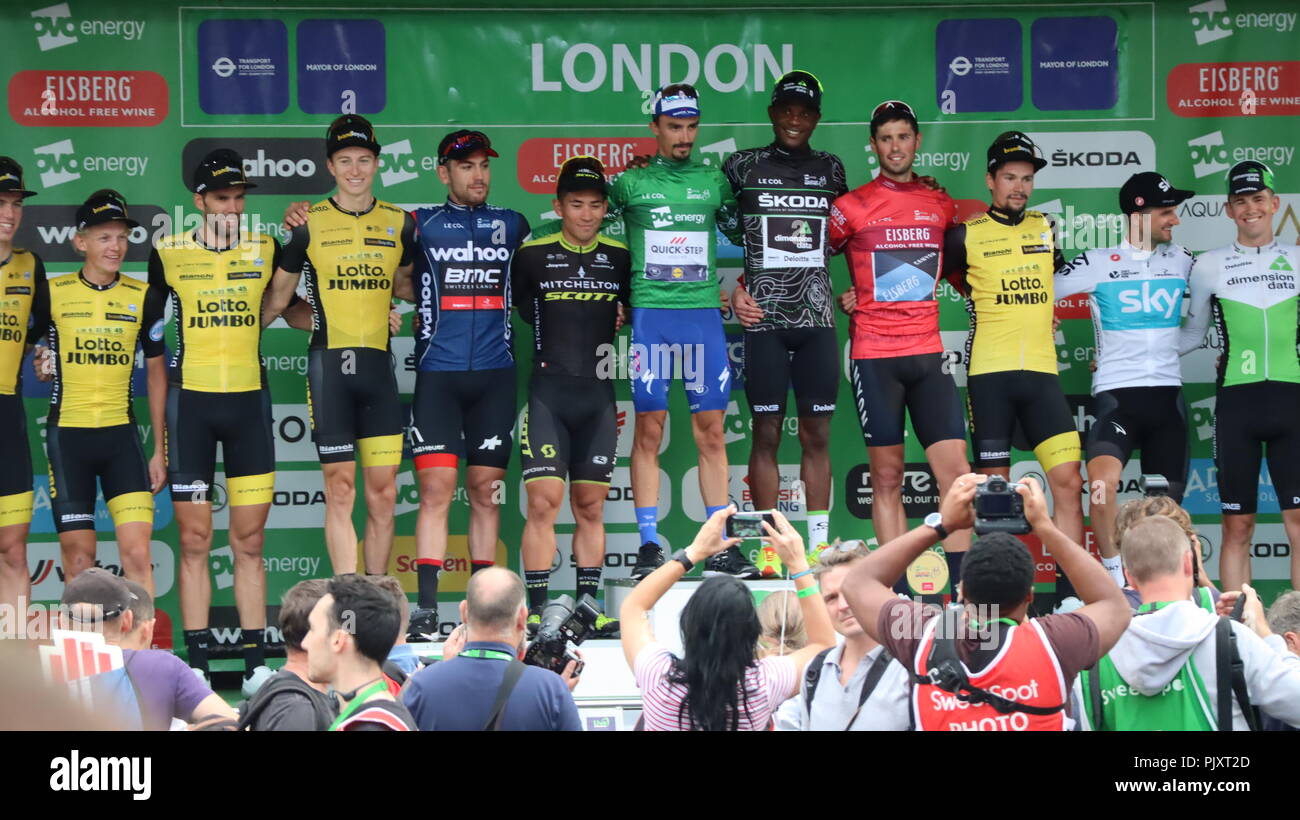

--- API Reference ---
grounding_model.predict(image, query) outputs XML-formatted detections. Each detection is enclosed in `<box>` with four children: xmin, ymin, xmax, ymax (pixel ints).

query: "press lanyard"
<box><xmin>460</xmin><ymin>648</ymin><xmax>516</xmax><ymax>662</ymax></box>
<box><xmin>328</xmin><ymin>680</ymin><xmax>390</xmax><ymax>731</ymax></box>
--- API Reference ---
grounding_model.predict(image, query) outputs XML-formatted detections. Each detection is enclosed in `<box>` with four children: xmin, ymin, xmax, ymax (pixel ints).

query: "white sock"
<box><xmin>1101</xmin><ymin>554</ymin><xmax>1125</xmax><ymax>586</ymax></box>
<box><xmin>807</xmin><ymin>512</ymin><xmax>829</xmax><ymax>547</ymax></box>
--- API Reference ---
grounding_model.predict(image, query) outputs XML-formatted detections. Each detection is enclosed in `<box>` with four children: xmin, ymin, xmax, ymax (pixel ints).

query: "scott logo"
<box><xmin>32</xmin><ymin>2</ymin><xmax>77</xmax><ymax>51</ymax></box>
<box><xmin>1189</xmin><ymin>0</ymin><xmax>1233</xmax><ymax>45</ymax></box>
<box><xmin>33</xmin><ymin>138</ymin><xmax>79</xmax><ymax>187</ymax></box>
<box><xmin>1189</xmin><ymin>131</ymin><xmax>1231</xmax><ymax>178</ymax></box>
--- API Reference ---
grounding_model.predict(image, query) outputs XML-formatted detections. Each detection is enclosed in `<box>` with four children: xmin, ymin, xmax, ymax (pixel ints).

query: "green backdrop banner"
<box><xmin>7</xmin><ymin>0</ymin><xmax>1298</xmax><ymax>647</ymax></box>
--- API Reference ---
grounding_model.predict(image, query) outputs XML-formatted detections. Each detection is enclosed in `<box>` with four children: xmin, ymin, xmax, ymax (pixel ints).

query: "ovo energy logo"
<box><xmin>31</xmin><ymin>3</ymin><xmax>77</xmax><ymax>51</ymax></box>
<box><xmin>379</xmin><ymin>138</ymin><xmax>421</xmax><ymax>187</ymax></box>
<box><xmin>1188</xmin><ymin>131</ymin><xmax>1231</xmax><ymax>178</ymax></box>
<box><xmin>1189</xmin><ymin>0</ymin><xmax>1233</xmax><ymax>45</ymax></box>
<box><xmin>33</xmin><ymin>139</ymin><xmax>80</xmax><ymax>187</ymax></box>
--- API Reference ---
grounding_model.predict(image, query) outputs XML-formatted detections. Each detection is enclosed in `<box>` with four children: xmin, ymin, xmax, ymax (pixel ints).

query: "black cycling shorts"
<box><xmin>520</xmin><ymin>374</ymin><xmax>617</xmax><ymax>484</ymax></box>
<box><xmin>410</xmin><ymin>367</ymin><xmax>516</xmax><ymax>470</ymax></box>
<box><xmin>166</xmin><ymin>388</ymin><xmax>275</xmax><ymax>506</ymax></box>
<box><xmin>0</xmin><ymin>393</ymin><xmax>34</xmax><ymax>527</ymax></box>
<box><xmin>1086</xmin><ymin>386</ymin><xmax>1189</xmax><ymax>502</ymax></box>
<box><xmin>849</xmin><ymin>353</ymin><xmax>965</xmax><ymax>449</ymax></box>
<box><xmin>307</xmin><ymin>347</ymin><xmax>404</xmax><ymax>467</ymax></box>
<box><xmin>967</xmin><ymin>370</ymin><xmax>1081</xmax><ymax>472</ymax></box>
<box><xmin>1215</xmin><ymin>381</ymin><xmax>1300</xmax><ymax>515</ymax></box>
<box><xmin>46</xmin><ymin>424</ymin><xmax>153</xmax><ymax>532</ymax></box>
<box><xmin>742</xmin><ymin>327</ymin><xmax>839</xmax><ymax>417</ymax></box>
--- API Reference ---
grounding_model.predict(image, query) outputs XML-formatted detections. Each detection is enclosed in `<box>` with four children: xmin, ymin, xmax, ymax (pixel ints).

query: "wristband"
<box><xmin>671</xmin><ymin>549</ymin><xmax>695</xmax><ymax>573</ymax></box>
<box><xmin>790</xmin><ymin>568</ymin><xmax>813</xmax><ymax>580</ymax></box>
<box><xmin>796</xmin><ymin>584</ymin><xmax>821</xmax><ymax>599</ymax></box>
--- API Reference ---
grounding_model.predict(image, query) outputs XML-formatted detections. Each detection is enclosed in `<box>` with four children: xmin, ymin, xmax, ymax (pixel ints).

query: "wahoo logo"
<box><xmin>33</xmin><ymin>139</ymin><xmax>80</xmax><ymax>187</ymax></box>
<box><xmin>32</xmin><ymin>3</ymin><xmax>77</xmax><ymax>51</ymax></box>
<box><xmin>427</xmin><ymin>243</ymin><xmax>510</xmax><ymax>262</ymax></box>
<box><xmin>380</xmin><ymin>138</ymin><xmax>419</xmax><ymax>187</ymax></box>
<box><xmin>1189</xmin><ymin>132</ymin><xmax>1231</xmax><ymax>178</ymax></box>
<box><xmin>1189</xmin><ymin>0</ymin><xmax>1233</xmax><ymax>44</ymax></box>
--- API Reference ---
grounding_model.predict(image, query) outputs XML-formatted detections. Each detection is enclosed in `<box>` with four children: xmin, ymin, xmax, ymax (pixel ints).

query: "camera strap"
<box><xmin>918</xmin><ymin>616</ymin><xmax>1065</xmax><ymax>718</ymax></box>
<box><xmin>482</xmin><ymin>659</ymin><xmax>527</xmax><ymax>731</ymax></box>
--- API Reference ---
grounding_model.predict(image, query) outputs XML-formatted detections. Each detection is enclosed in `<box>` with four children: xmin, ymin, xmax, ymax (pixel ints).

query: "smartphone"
<box><xmin>1230</xmin><ymin>591</ymin><xmax>1247</xmax><ymax>622</ymax></box>
<box><xmin>726</xmin><ymin>511</ymin><xmax>776</xmax><ymax>539</ymax></box>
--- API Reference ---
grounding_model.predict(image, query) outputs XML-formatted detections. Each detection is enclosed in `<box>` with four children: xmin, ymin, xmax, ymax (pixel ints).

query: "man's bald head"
<box><xmin>465</xmin><ymin>567</ymin><xmax>526</xmax><ymax>636</ymax></box>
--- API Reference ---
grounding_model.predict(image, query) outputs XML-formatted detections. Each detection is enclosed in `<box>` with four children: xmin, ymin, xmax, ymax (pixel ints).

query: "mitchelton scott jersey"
<box><xmin>411</xmin><ymin>200</ymin><xmax>529</xmax><ymax>372</ymax></box>
<box><xmin>1</xmin><ymin>249</ymin><xmax>44</xmax><ymax>395</ymax></box>
<box><xmin>1054</xmin><ymin>241</ymin><xmax>1193</xmax><ymax>394</ymax></box>
<box><xmin>722</xmin><ymin>143</ymin><xmax>847</xmax><ymax>330</ymax></box>
<box><xmin>1178</xmin><ymin>240</ymin><xmax>1300</xmax><ymax>388</ymax></box>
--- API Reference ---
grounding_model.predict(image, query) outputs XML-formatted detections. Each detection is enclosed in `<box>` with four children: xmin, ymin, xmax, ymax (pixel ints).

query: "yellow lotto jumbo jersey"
<box><xmin>298</xmin><ymin>198</ymin><xmax>409</xmax><ymax>351</ymax></box>
<box><xmin>152</xmin><ymin>231</ymin><xmax>276</xmax><ymax>392</ymax></box>
<box><xmin>960</xmin><ymin>210</ymin><xmax>1060</xmax><ymax>376</ymax></box>
<box><xmin>44</xmin><ymin>272</ymin><xmax>162</xmax><ymax>428</ymax></box>
<box><xmin>1</xmin><ymin>249</ymin><xmax>41</xmax><ymax>395</ymax></box>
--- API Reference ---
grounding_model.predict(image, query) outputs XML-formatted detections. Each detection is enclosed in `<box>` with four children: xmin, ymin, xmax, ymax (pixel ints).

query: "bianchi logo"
<box><xmin>31</xmin><ymin>2</ymin><xmax>146</xmax><ymax>52</ymax></box>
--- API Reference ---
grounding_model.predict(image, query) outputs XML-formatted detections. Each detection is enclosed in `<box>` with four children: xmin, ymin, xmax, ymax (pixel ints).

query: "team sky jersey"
<box><xmin>29</xmin><ymin>271</ymin><xmax>165</xmax><ymax>428</ymax></box>
<box><xmin>722</xmin><ymin>144</ymin><xmax>847</xmax><ymax>330</ymax></box>
<box><xmin>828</xmin><ymin>176</ymin><xmax>957</xmax><ymax>358</ymax></box>
<box><xmin>279</xmin><ymin>197</ymin><xmax>415</xmax><ymax>352</ymax></box>
<box><xmin>1054</xmin><ymin>241</ymin><xmax>1193</xmax><ymax>394</ymax></box>
<box><xmin>1178</xmin><ymin>240</ymin><xmax>1300</xmax><ymax>387</ymax></box>
<box><xmin>607</xmin><ymin>155</ymin><xmax>740</xmax><ymax>309</ymax></box>
<box><xmin>943</xmin><ymin>207</ymin><xmax>1065</xmax><ymax>376</ymax></box>
<box><xmin>512</xmin><ymin>232</ymin><xmax>630</xmax><ymax>379</ymax></box>
<box><xmin>1</xmin><ymin>249</ymin><xmax>43</xmax><ymax>395</ymax></box>
<box><xmin>148</xmin><ymin>231</ymin><xmax>281</xmax><ymax>392</ymax></box>
<box><xmin>412</xmin><ymin>200</ymin><xmax>529</xmax><ymax>371</ymax></box>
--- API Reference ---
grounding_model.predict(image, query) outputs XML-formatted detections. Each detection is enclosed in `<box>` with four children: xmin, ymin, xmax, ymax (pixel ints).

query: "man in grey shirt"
<box><xmin>777</xmin><ymin>541</ymin><xmax>910</xmax><ymax>731</ymax></box>
<box><xmin>241</xmin><ymin>579</ymin><xmax>337</xmax><ymax>731</ymax></box>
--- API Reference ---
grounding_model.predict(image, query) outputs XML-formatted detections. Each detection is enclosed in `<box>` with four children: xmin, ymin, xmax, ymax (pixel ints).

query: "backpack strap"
<box><xmin>839</xmin><ymin>649</ymin><xmax>894</xmax><ymax>731</ymax></box>
<box><xmin>1216</xmin><ymin>617</ymin><xmax>1260</xmax><ymax>732</ymax></box>
<box><xmin>482</xmin><ymin>659</ymin><xmax>526</xmax><ymax>731</ymax></box>
<box><xmin>803</xmin><ymin>647</ymin><xmax>833</xmax><ymax>717</ymax></box>
<box><xmin>1086</xmin><ymin>665</ymin><xmax>1104</xmax><ymax>731</ymax></box>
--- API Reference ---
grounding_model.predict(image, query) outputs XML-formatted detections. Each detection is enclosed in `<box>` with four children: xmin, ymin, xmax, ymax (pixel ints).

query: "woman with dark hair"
<box><xmin>620</xmin><ymin>507</ymin><xmax>835</xmax><ymax>730</ymax></box>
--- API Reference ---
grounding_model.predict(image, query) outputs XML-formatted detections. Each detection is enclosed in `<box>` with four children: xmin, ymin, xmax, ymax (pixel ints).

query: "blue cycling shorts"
<box><xmin>629</xmin><ymin>307</ymin><xmax>731</xmax><ymax>414</ymax></box>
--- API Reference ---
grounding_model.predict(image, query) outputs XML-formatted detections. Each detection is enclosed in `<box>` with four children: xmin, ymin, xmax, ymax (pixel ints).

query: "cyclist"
<box><xmin>829</xmin><ymin>100</ymin><xmax>972</xmax><ymax>587</ymax></box>
<box><xmin>28</xmin><ymin>189</ymin><xmax>167</xmax><ymax>594</ymax></box>
<box><xmin>1054</xmin><ymin>171</ymin><xmax>1195</xmax><ymax>585</ymax></box>
<box><xmin>607</xmin><ymin>84</ymin><xmax>746</xmax><ymax>580</ymax></box>
<box><xmin>403</xmin><ymin>130</ymin><xmax>529</xmax><ymax>639</ymax></box>
<box><xmin>943</xmin><ymin>131</ymin><xmax>1084</xmax><ymax>610</ymax></box>
<box><xmin>1179</xmin><ymin>160</ymin><xmax>1300</xmax><ymax>591</ymax></box>
<box><xmin>726</xmin><ymin>71</ymin><xmax>848</xmax><ymax>573</ymax></box>
<box><xmin>514</xmin><ymin>156</ymin><xmax>628</xmax><ymax>635</ymax></box>
<box><xmin>263</xmin><ymin>115</ymin><xmax>416</xmax><ymax>577</ymax></box>
<box><xmin>0</xmin><ymin>157</ymin><xmax>41</xmax><ymax>620</ymax></box>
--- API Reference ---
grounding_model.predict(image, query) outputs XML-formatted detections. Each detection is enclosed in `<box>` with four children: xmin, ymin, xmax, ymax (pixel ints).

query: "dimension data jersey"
<box><xmin>723</xmin><ymin>143</ymin><xmax>847</xmax><ymax>330</ymax></box>
<box><xmin>1</xmin><ymin>249</ymin><xmax>44</xmax><ymax>395</ymax></box>
<box><xmin>1178</xmin><ymin>240</ymin><xmax>1300</xmax><ymax>388</ymax></box>
<box><xmin>149</xmin><ymin>231</ymin><xmax>281</xmax><ymax>393</ymax></box>
<box><xmin>29</xmin><ymin>272</ymin><xmax>166</xmax><ymax>428</ymax></box>
<box><xmin>607</xmin><ymin>155</ymin><xmax>740</xmax><ymax>310</ymax></box>
<box><xmin>279</xmin><ymin>197</ymin><xmax>415</xmax><ymax>352</ymax></box>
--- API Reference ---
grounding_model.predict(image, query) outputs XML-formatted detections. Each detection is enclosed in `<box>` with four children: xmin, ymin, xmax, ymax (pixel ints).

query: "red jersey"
<box><xmin>828</xmin><ymin>176</ymin><xmax>957</xmax><ymax>359</ymax></box>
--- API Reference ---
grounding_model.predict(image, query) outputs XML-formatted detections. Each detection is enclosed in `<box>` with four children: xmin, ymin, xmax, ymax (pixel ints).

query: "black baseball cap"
<box><xmin>556</xmin><ymin>156</ymin><xmax>607</xmax><ymax>198</ymax></box>
<box><xmin>1227</xmin><ymin>160</ymin><xmax>1276</xmax><ymax>196</ymax></box>
<box><xmin>987</xmin><ymin>131</ymin><xmax>1047</xmax><ymax>172</ymax></box>
<box><xmin>0</xmin><ymin>156</ymin><xmax>37</xmax><ymax>198</ymax></box>
<box><xmin>60</xmin><ymin>568</ymin><xmax>135</xmax><ymax>621</ymax></box>
<box><xmin>326</xmin><ymin>114</ymin><xmax>381</xmax><ymax>158</ymax></box>
<box><xmin>771</xmin><ymin>70</ymin><xmax>823</xmax><ymax>110</ymax></box>
<box><xmin>1119</xmin><ymin>172</ymin><xmax>1195</xmax><ymax>215</ymax></box>
<box><xmin>75</xmin><ymin>189</ymin><xmax>140</xmax><ymax>231</ymax></box>
<box><xmin>437</xmin><ymin>130</ymin><xmax>498</xmax><ymax>165</ymax></box>
<box><xmin>191</xmin><ymin>148</ymin><xmax>257</xmax><ymax>194</ymax></box>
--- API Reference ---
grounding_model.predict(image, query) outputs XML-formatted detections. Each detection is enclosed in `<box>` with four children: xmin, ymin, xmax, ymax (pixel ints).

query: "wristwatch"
<box><xmin>924</xmin><ymin>512</ymin><xmax>949</xmax><ymax>541</ymax></box>
<box><xmin>671</xmin><ymin>549</ymin><xmax>695</xmax><ymax>572</ymax></box>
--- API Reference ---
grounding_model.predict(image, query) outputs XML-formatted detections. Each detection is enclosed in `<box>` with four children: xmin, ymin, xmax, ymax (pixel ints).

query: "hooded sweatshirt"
<box><xmin>1074</xmin><ymin>600</ymin><xmax>1300</xmax><ymax>730</ymax></box>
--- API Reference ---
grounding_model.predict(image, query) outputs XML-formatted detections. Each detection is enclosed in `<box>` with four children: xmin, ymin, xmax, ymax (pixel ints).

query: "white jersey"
<box><xmin>1054</xmin><ymin>240</ymin><xmax>1193</xmax><ymax>394</ymax></box>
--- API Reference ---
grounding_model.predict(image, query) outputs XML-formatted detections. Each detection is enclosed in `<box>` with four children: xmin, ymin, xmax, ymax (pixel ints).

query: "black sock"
<box><xmin>945</xmin><ymin>552</ymin><xmax>966</xmax><ymax>595</ymax></box>
<box><xmin>524</xmin><ymin>570</ymin><xmax>549</xmax><ymax>612</ymax></box>
<box><xmin>240</xmin><ymin>627</ymin><xmax>265</xmax><ymax>676</ymax></box>
<box><xmin>471</xmin><ymin>560</ymin><xmax>494</xmax><ymax>575</ymax></box>
<box><xmin>576</xmin><ymin>566</ymin><xmax>603</xmax><ymax>604</ymax></box>
<box><xmin>416</xmin><ymin>559</ymin><xmax>442</xmax><ymax>609</ymax></box>
<box><xmin>184</xmin><ymin>629</ymin><xmax>210</xmax><ymax>673</ymax></box>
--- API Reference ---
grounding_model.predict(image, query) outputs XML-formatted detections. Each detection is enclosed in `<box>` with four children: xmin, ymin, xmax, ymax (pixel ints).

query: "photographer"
<box><xmin>1076</xmin><ymin>517</ymin><xmax>1300</xmax><ymax>730</ymax></box>
<box><xmin>620</xmin><ymin>507</ymin><xmax>835</xmax><ymax>730</ymax></box>
<box><xmin>402</xmin><ymin>567</ymin><xmax>581</xmax><ymax>731</ymax></box>
<box><xmin>1113</xmin><ymin>496</ymin><xmax>1217</xmax><ymax>611</ymax></box>
<box><xmin>842</xmin><ymin>475</ymin><xmax>1130</xmax><ymax>730</ymax></box>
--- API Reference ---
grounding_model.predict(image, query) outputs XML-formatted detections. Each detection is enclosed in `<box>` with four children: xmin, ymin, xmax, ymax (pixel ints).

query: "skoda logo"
<box><xmin>212</xmin><ymin>57</ymin><xmax>235</xmax><ymax>78</ymax></box>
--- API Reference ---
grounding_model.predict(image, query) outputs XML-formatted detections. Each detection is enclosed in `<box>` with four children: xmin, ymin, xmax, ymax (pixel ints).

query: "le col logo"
<box><xmin>1188</xmin><ymin>130</ymin><xmax>1294</xmax><ymax>179</ymax></box>
<box><xmin>1188</xmin><ymin>0</ymin><xmax>1297</xmax><ymax>46</ymax></box>
<box><xmin>31</xmin><ymin>2</ymin><xmax>147</xmax><ymax>52</ymax></box>
<box><xmin>33</xmin><ymin>138</ymin><xmax>149</xmax><ymax>188</ymax></box>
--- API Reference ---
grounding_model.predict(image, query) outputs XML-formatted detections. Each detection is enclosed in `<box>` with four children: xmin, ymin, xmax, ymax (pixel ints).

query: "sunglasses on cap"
<box><xmin>872</xmin><ymin>99</ymin><xmax>915</xmax><ymax>119</ymax></box>
<box><xmin>441</xmin><ymin>131</ymin><xmax>493</xmax><ymax>158</ymax></box>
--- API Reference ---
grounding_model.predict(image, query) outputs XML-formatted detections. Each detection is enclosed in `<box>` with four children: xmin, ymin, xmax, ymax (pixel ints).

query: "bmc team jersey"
<box><xmin>943</xmin><ymin>207</ymin><xmax>1065</xmax><ymax>376</ymax></box>
<box><xmin>1178</xmin><ymin>241</ymin><xmax>1300</xmax><ymax>387</ymax></box>
<box><xmin>412</xmin><ymin>200</ymin><xmax>529</xmax><ymax>371</ymax></box>
<box><xmin>1</xmin><ymin>248</ymin><xmax>43</xmax><ymax>394</ymax></box>
<box><xmin>149</xmin><ymin>231</ymin><xmax>280</xmax><ymax>392</ymax></box>
<box><xmin>29</xmin><ymin>271</ymin><xmax>166</xmax><ymax>427</ymax></box>
<box><xmin>912</xmin><ymin>618</ymin><xmax>1071</xmax><ymax>732</ymax></box>
<box><xmin>828</xmin><ymin>176</ymin><xmax>957</xmax><ymax>358</ymax></box>
<box><xmin>1054</xmin><ymin>241</ymin><xmax>1193</xmax><ymax>394</ymax></box>
<box><xmin>722</xmin><ymin>144</ymin><xmax>847</xmax><ymax>329</ymax></box>
<box><xmin>607</xmin><ymin>155</ymin><xmax>740</xmax><ymax>309</ymax></box>
<box><xmin>279</xmin><ymin>197</ymin><xmax>416</xmax><ymax>352</ymax></box>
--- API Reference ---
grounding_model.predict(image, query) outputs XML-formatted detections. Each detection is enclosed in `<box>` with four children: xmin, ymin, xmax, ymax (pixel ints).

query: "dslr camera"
<box><xmin>973</xmin><ymin>475</ymin><xmax>1029</xmax><ymax>535</ymax></box>
<box><xmin>523</xmin><ymin>593</ymin><xmax>600</xmax><ymax>675</ymax></box>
